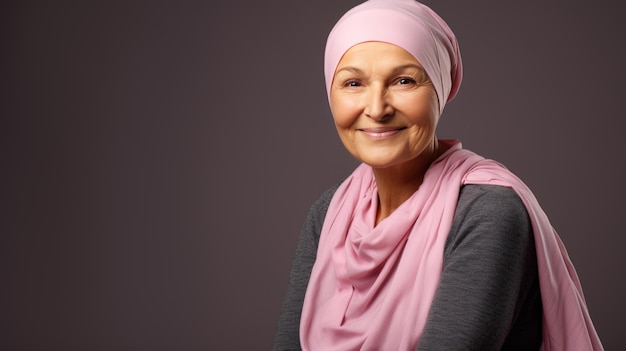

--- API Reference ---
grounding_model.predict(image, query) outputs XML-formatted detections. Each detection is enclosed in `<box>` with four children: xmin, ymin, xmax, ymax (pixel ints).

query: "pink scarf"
<box><xmin>300</xmin><ymin>140</ymin><xmax>603</xmax><ymax>350</ymax></box>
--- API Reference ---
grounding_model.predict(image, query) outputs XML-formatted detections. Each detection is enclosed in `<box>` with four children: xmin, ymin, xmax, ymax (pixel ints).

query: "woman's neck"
<box><xmin>373</xmin><ymin>139</ymin><xmax>446</xmax><ymax>225</ymax></box>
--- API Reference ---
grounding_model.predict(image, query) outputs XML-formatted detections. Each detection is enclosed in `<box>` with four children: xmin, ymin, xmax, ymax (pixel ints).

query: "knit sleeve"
<box><xmin>416</xmin><ymin>184</ymin><xmax>542</xmax><ymax>351</ymax></box>
<box><xmin>272</xmin><ymin>185</ymin><xmax>338</xmax><ymax>351</ymax></box>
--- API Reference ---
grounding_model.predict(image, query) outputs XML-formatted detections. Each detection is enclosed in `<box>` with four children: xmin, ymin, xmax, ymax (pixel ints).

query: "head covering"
<box><xmin>324</xmin><ymin>0</ymin><xmax>463</xmax><ymax>114</ymax></box>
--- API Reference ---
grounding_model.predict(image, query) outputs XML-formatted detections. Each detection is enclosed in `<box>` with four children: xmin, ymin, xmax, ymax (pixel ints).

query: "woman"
<box><xmin>273</xmin><ymin>0</ymin><xmax>603</xmax><ymax>350</ymax></box>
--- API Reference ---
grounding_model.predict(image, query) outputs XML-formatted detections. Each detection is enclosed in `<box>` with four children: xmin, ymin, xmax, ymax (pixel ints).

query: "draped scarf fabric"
<box><xmin>300</xmin><ymin>140</ymin><xmax>603</xmax><ymax>350</ymax></box>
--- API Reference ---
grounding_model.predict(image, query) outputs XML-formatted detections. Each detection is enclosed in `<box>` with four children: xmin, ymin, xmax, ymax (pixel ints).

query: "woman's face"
<box><xmin>329</xmin><ymin>41</ymin><xmax>440</xmax><ymax>169</ymax></box>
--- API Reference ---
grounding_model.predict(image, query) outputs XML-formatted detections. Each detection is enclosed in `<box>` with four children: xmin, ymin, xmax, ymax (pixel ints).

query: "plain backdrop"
<box><xmin>2</xmin><ymin>0</ymin><xmax>624</xmax><ymax>350</ymax></box>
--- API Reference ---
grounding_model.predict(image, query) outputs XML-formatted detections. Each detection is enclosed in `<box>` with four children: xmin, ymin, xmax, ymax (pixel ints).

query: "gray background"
<box><xmin>2</xmin><ymin>0</ymin><xmax>624</xmax><ymax>349</ymax></box>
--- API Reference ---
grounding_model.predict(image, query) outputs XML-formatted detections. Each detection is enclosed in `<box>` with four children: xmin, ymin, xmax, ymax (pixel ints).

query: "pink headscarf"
<box><xmin>324</xmin><ymin>0</ymin><xmax>462</xmax><ymax>114</ymax></box>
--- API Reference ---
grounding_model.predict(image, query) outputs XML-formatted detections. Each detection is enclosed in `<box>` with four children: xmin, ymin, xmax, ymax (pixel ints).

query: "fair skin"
<box><xmin>330</xmin><ymin>41</ymin><xmax>449</xmax><ymax>225</ymax></box>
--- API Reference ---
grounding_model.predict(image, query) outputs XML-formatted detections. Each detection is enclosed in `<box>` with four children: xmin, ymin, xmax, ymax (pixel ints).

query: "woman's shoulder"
<box><xmin>446</xmin><ymin>184</ymin><xmax>533</xmax><ymax>256</ymax></box>
<box><xmin>457</xmin><ymin>184</ymin><xmax>527</xmax><ymax>218</ymax></box>
<box><xmin>300</xmin><ymin>183</ymin><xmax>341</xmax><ymax>243</ymax></box>
<box><xmin>308</xmin><ymin>182</ymin><xmax>341</xmax><ymax>216</ymax></box>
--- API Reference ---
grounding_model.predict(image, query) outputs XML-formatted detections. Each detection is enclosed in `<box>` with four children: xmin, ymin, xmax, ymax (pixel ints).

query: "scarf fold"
<box><xmin>300</xmin><ymin>140</ymin><xmax>603</xmax><ymax>350</ymax></box>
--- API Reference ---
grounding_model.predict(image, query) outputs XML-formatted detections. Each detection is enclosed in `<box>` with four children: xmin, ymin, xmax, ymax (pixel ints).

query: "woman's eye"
<box><xmin>344</xmin><ymin>80</ymin><xmax>362</xmax><ymax>87</ymax></box>
<box><xmin>397</xmin><ymin>77</ymin><xmax>416</xmax><ymax>85</ymax></box>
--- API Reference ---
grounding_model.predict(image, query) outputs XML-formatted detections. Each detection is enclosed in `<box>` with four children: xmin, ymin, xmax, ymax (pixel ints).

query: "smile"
<box><xmin>358</xmin><ymin>127</ymin><xmax>406</xmax><ymax>140</ymax></box>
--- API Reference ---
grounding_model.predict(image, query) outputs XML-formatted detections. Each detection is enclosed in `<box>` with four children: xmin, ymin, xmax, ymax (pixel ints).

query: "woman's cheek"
<box><xmin>332</xmin><ymin>97</ymin><xmax>361</xmax><ymax>128</ymax></box>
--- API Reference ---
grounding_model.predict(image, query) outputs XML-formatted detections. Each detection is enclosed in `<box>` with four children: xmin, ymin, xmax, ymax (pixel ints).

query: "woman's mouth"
<box><xmin>358</xmin><ymin>127</ymin><xmax>406</xmax><ymax>140</ymax></box>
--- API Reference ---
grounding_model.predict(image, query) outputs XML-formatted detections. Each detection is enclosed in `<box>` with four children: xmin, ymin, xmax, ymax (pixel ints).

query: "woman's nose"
<box><xmin>364</xmin><ymin>86</ymin><xmax>393</xmax><ymax>121</ymax></box>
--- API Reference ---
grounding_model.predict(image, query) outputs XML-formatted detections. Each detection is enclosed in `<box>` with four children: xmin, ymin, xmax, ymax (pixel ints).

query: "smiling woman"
<box><xmin>331</xmin><ymin>43</ymin><xmax>439</xmax><ymax>168</ymax></box>
<box><xmin>272</xmin><ymin>0</ymin><xmax>604</xmax><ymax>350</ymax></box>
<box><xmin>330</xmin><ymin>42</ymin><xmax>442</xmax><ymax>224</ymax></box>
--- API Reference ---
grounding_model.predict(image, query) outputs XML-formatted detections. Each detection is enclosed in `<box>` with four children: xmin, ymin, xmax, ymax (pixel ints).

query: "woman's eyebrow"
<box><xmin>391</xmin><ymin>63</ymin><xmax>425</xmax><ymax>74</ymax></box>
<box><xmin>335</xmin><ymin>66</ymin><xmax>364</xmax><ymax>75</ymax></box>
<box><xmin>335</xmin><ymin>63</ymin><xmax>425</xmax><ymax>75</ymax></box>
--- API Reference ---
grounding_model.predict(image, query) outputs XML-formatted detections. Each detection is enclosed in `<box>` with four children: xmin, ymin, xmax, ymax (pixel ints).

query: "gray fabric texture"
<box><xmin>272</xmin><ymin>184</ymin><xmax>541</xmax><ymax>351</ymax></box>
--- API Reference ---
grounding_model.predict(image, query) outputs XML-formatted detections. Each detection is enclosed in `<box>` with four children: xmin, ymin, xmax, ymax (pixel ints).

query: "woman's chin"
<box><xmin>358</xmin><ymin>154</ymin><xmax>405</xmax><ymax>170</ymax></box>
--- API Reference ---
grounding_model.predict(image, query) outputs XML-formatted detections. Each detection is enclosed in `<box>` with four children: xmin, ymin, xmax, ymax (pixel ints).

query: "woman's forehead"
<box><xmin>334</xmin><ymin>42</ymin><xmax>424</xmax><ymax>72</ymax></box>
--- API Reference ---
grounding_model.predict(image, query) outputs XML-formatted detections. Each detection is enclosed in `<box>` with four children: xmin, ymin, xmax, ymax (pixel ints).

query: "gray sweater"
<box><xmin>273</xmin><ymin>184</ymin><xmax>542</xmax><ymax>351</ymax></box>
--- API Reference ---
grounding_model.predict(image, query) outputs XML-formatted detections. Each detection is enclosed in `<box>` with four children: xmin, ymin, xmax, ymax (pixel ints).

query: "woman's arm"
<box><xmin>417</xmin><ymin>185</ymin><xmax>542</xmax><ymax>351</ymax></box>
